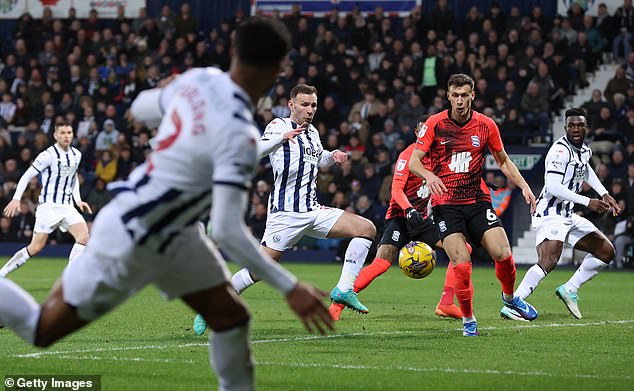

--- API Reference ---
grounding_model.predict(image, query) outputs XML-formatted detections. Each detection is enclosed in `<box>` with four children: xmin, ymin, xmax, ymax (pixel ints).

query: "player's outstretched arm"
<box><xmin>3</xmin><ymin>199</ymin><xmax>20</xmax><ymax>218</ymax></box>
<box><xmin>210</xmin><ymin>184</ymin><xmax>334</xmax><ymax>334</ymax></box>
<box><xmin>130</xmin><ymin>88</ymin><xmax>164</xmax><ymax>128</ymax></box>
<box><xmin>585</xmin><ymin>166</ymin><xmax>622</xmax><ymax>216</ymax></box>
<box><xmin>493</xmin><ymin>150</ymin><xmax>536</xmax><ymax>213</ymax></box>
<box><xmin>4</xmin><ymin>166</ymin><xmax>39</xmax><ymax>217</ymax></box>
<box><xmin>72</xmin><ymin>175</ymin><xmax>92</xmax><ymax>214</ymax></box>
<box><xmin>409</xmin><ymin>149</ymin><xmax>446</xmax><ymax>195</ymax></box>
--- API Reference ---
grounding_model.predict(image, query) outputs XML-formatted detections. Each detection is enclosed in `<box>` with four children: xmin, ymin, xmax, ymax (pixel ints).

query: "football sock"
<box><xmin>515</xmin><ymin>264</ymin><xmax>547</xmax><ymax>299</ymax></box>
<box><xmin>565</xmin><ymin>254</ymin><xmax>608</xmax><ymax>293</ymax></box>
<box><xmin>0</xmin><ymin>247</ymin><xmax>31</xmax><ymax>277</ymax></box>
<box><xmin>68</xmin><ymin>243</ymin><xmax>86</xmax><ymax>263</ymax></box>
<box><xmin>336</xmin><ymin>237</ymin><xmax>372</xmax><ymax>292</ymax></box>
<box><xmin>437</xmin><ymin>250</ymin><xmax>455</xmax><ymax>306</ymax></box>
<box><xmin>453</xmin><ymin>262</ymin><xmax>473</xmax><ymax>318</ymax></box>
<box><xmin>231</xmin><ymin>269</ymin><xmax>256</xmax><ymax>295</ymax></box>
<box><xmin>495</xmin><ymin>254</ymin><xmax>516</xmax><ymax>300</ymax></box>
<box><xmin>0</xmin><ymin>278</ymin><xmax>40</xmax><ymax>344</ymax></box>
<box><xmin>210</xmin><ymin>320</ymin><xmax>254</xmax><ymax>391</ymax></box>
<box><xmin>353</xmin><ymin>257</ymin><xmax>391</xmax><ymax>292</ymax></box>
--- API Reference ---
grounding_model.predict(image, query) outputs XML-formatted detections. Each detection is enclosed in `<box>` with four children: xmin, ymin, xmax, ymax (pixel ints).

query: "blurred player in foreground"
<box><xmin>0</xmin><ymin>18</ymin><xmax>333</xmax><ymax>391</ymax></box>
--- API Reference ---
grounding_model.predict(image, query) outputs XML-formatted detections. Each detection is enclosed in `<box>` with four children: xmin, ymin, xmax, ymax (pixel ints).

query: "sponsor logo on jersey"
<box><xmin>392</xmin><ymin>230</ymin><xmax>400</xmax><ymax>242</ymax></box>
<box><xmin>396</xmin><ymin>159</ymin><xmax>407</xmax><ymax>171</ymax></box>
<box><xmin>471</xmin><ymin>135</ymin><xmax>480</xmax><ymax>147</ymax></box>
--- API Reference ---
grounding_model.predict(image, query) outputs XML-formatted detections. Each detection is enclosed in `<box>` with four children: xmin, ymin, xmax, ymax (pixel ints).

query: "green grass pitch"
<box><xmin>0</xmin><ymin>258</ymin><xmax>632</xmax><ymax>390</ymax></box>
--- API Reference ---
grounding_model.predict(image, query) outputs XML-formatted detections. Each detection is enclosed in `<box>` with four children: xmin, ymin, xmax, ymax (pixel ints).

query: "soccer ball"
<box><xmin>398</xmin><ymin>241</ymin><xmax>435</xmax><ymax>279</ymax></box>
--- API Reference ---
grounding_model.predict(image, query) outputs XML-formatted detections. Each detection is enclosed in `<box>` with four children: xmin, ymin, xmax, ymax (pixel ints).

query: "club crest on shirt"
<box><xmin>396</xmin><ymin>159</ymin><xmax>407</xmax><ymax>171</ymax></box>
<box><xmin>471</xmin><ymin>135</ymin><xmax>480</xmax><ymax>147</ymax></box>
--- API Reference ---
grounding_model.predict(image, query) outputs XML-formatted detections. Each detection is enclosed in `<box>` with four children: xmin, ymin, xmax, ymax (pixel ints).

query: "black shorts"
<box><xmin>432</xmin><ymin>201</ymin><xmax>502</xmax><ymax>244</ymax></box>
<box><xmin>379</xmin><ymin>216</ymin><xmax>440</xmax><ymax>250</ymax></box>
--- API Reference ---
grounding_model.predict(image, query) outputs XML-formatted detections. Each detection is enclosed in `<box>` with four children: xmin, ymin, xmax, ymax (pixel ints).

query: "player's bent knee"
<box><xmin>599</xmin><ymin>242</ymin><xmax>616</xmax><ymax>263</ymax></box>
<box><xmin>359</xmin><ymin>219</ymin><xmax>376</xmax><ymax>238</ymax></box>
<box><xmin>207</xmin><ymin>304</ymin><xmax>250</xmax><ymax>332</ymax></box>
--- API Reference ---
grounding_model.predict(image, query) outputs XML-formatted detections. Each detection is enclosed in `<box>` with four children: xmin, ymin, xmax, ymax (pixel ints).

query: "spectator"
<box><xmin>0</xmin><ymin>216</ymin><xmax>18</xmax><ymax>242</ymax></box>
<box><xmin>520</xmin><ymin>81</ymin><xmax>551</xmax><ymax>143</ymax></box>
<box><xmin>95</xmin><ymin>150</ymin><xmax>117</xmax><ymax>184</ymax></box>
<box><xmin>604</xmin><ymin>66</ymin><xmax>630</xmax><ymax>105</ymax></box>
<box><xmin>12</xmin><ymin>199</ymin><xmax>35</xmax><ymax>243</ymax></box>
<box><xmin>86</xmin><ymin>177</ymin><xmax>112</xmax><ymax>216</ymax></box>
<box><xmin>612</xmin><ymin>0</ymin><xmax>634</xmax><ymax>61</ymax></box>
<box><xmin>95</xmin><ymin>119</ymin><xmax>119</xmax><ymax>152</ymax></box>
<box><xmin>348</xmin><ymin>90</ymin><xmax>383</xmax><ymax>122</ymax></box>
<box><xmin>246</xmin><ymin>202</ymin><xmax>267</xmax><ymax>240</ymax></box>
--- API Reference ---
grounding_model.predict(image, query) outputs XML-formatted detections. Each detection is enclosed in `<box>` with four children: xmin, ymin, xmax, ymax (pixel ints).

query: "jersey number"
<box><xmin>448</xmin><ymin>151</ymin><xmax>472</xmax><ymax>173</ymax></box>
<box><xmin>147</xmin><ymin>110</ymin><xmax>183</xmax><ymax>173</ymax></box>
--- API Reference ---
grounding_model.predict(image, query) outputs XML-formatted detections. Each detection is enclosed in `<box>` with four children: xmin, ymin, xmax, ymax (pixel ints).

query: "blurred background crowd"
<box><xmin>1</xmin><ymin>1</ymin><xmax>633</xmax><ymax>268</ymax></box>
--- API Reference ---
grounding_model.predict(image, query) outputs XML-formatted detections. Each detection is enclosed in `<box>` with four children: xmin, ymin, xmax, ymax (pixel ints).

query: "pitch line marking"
<box><xmin>256</xmin><ymin>361</ymin><xmax>634</xmax><ymax>380</ymax></box>
<box><xmin>12</xmin><ymin>319</ymin><xmax>634</xmax><ymax>359</ymax></box>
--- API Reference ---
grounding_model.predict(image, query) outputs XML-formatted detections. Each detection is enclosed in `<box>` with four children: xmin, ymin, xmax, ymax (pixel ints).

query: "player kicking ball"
<box><xmin>1</xmin><ymin>121</ymin><xmax>92</xmax><ymax>277</ymax></box>
<box><xmin>329</xmin><ymin>118</ymin><xmax>467</xmax><ymax>321</ymax></box>
<box><xmin>501</xmin><ymin>108</ymin><xmax>620</xmax><ymax>321</ymax></box>
<box><xmin>193</xmin><ymin>84</ymin><xmax>377</xmax><ymax>335</ymax></box>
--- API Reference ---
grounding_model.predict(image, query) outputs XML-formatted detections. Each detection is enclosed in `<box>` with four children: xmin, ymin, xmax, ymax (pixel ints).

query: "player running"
<box><xmin>193</xmin><ymin>84</ymin><xmax>376</xmax><ymax>334</ymax></box>
<box><xmin>1</xmin><ymin>121</ymin><xmax>92</xmax><ymax>277</ymax></box>
<box><xmin>0</xmin><ymin>18</ymin><xmax>333</xmax><ymax>391</ymax></box>
<box><xmin>501</xmin><ymin>108</ymin><xmax>620</xmax><ymax>321</ymax></box>
<box><xmin>409</xmin><ymin>74</ymin><xmax>538</xmax><ymax>336</ymax></box>
<box><xmin>329</xmin><ymin>117</ymin><xmax>465</xmax><ymax>321</ymax></box>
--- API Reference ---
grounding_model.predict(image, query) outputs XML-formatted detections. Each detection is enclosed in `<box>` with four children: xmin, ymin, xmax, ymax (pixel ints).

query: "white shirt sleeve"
<box><xmin>257</xmin><ymin>118</ymin><xmax>286</xmax><ymax>158</ymax></box>
<box><xmin>545</xmin><ymin>172</ymin><xmax>590</xmax><ymax>207</ymax></box>
<box><xmin>585</xmin><ymin>160</ymin><xmax>608</xmax><ymax>197</ymax></box>
<box><xmin>12</xmin><ymin>166</ymin><xmax>40</xmax><ymax>201</ymax></box>
<box><xmin>544</xmin><ymin>146</ymin><xmax>590</xmax><ymax>206</ymax></box>
<box><xmin>544</xmin><ymin>144</ymin><xmax>568</xmax><ymax>176</ymax></box>
<box><xmin>31</xmin><ymin>149</ymin><xmax>53</xmax><ymax>173</ymax></box>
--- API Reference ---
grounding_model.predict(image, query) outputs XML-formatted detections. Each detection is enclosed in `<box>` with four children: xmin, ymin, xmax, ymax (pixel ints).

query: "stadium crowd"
<box><xmin>0</xmin><ymin>1</ymin><xmax>633</xmax><ymax>267</ymax></box>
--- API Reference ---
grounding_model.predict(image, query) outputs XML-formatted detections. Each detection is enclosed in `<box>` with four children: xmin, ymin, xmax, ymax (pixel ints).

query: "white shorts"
<box><xmin>532</xmin><ymin>213</ymin><xmax>598</xmax><ymax>248</ymax></box>
<box><xmin>34</xmin><ymin>203</ymin><xmax>86</xmax><ymax>234</ymax></box>
<box><xmin>262</xmin><ymin>206</ymin><xmax>344</xmax><ymax>251</ymax></box>
<box><xmin>62</xmin><ymin>204</ymin><xmax>231</xmax><ymax>321</ymax></box>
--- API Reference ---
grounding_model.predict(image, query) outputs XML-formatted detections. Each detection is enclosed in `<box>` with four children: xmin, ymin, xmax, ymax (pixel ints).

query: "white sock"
<box><xmin>0</xmin><ymin>247</ymin><xmax>31</xmax><ymax>277</ymax></box>
<box><xmin>336</xmin><ymin>237</ymin><xmax>372</xmax><ymax>291</ymax></box>
<box><xmin>462</xmin><ymin>315</ymin><xmax>477</xmax><ymax>324</ymax></box>
<box><xmin>210</xmin><ymin>321</ymin><xmax>254</xmax><ymax>391</ymax></box>
<box><xmin>565</xmin><ymin>254</ymin><xmax>608</xmax><ymax>293</ymax></box>
<box><xmin>231</xmin><ymin>269</ymin><xmax>255</xmax><ymax>295</ymax></box>
<box><xmin>515</xmin><ymin>265</ymin><xmax>548</xmax><ymax>299</ymax></box>
<box><xmin>0</xmin><ymin>278</ymin><xmax>40</xmax><ymax>344</ymax></box>
<box><xmin>68</xmin><ymin>243</ymin><xmax>86</xmax><ymax>263</ymax></box>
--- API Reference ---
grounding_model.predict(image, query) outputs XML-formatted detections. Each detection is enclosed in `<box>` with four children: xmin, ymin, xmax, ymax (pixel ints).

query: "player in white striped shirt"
<box><xmin>229</xmin><ymin>84</ymin><xmax>376</xmax><ymax>316</ymax></box>
<box><xmin>501</xmin><ymin>108</ymin><xmax>621</xmax><ymax>321</ymax></box>
<box><xmin>1</xmin><ymin>121</ymin><xmax>92</xmax><ymax>277</ymax></box>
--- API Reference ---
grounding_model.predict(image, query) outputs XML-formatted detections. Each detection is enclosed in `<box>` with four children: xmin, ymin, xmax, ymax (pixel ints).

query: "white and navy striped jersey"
<box><xmin>263</xmin><ymin>118</ymin><xmax>324</xmax><ymax>213</ymax></box>
<box><xmin>534</xmin><ymin>136</ymin><xmax>592</xmax><ymax>218</ymax></box>
<box><xmin>31</xmin><ymin>145</ymin><xmax>82</xmax><ymax>205</ymax></box>
<box><xmin>108</xmin><ymin>67</ymin><xmax>260</xmax><ymax>252</ymax></box>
